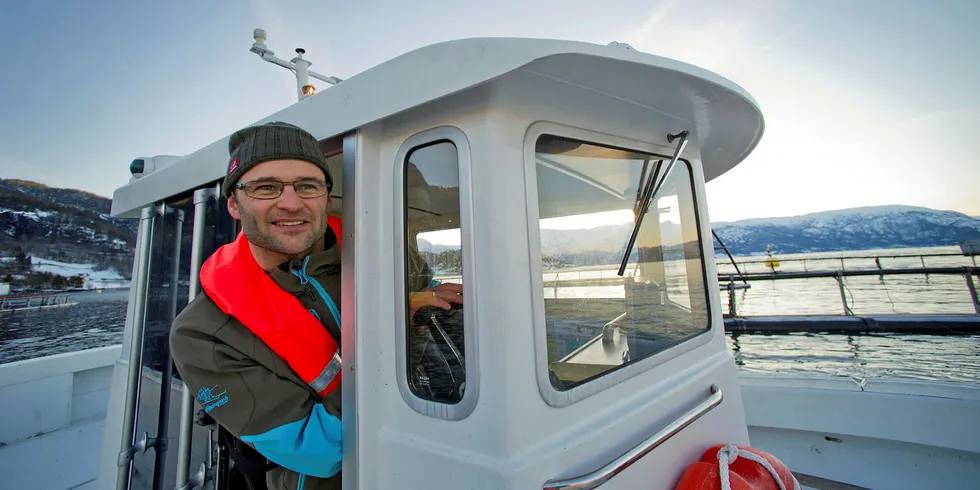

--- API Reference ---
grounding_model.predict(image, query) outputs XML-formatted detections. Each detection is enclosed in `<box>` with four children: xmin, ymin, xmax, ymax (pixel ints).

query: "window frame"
<box><xmin>392</xmin><ymin>126</ymin><xmax>480</xmax><ymax>420</ymax></box>
<box><xmin>523</xmin><ymin>121</ymin><xmax>717</xmax><ymax>408</ymax></box>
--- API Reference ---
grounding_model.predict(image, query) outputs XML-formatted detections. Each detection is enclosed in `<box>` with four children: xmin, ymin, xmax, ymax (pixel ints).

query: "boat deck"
<box><xmin>0</xmin><ymin>417</ymin><xmax>104</xmax><ymax>490</ymax></box>
<box><xmin>0</xmin><ymin>346</ymin><xmax>118</xmax><ymax>490</ymax></box>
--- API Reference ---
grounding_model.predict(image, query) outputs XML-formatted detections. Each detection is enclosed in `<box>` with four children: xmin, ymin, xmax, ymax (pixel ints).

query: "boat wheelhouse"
<box><xmin>106</xmin><ymin>35</ymin><xmax>764</xmax><ymax>490</ymax></box>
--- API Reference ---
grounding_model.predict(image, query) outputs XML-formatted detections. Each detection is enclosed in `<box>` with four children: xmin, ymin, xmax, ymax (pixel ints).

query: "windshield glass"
<box><xmin>534</xmin><ymin>135</ymin><xmax>711</xmax><ymax>391</ymax></box>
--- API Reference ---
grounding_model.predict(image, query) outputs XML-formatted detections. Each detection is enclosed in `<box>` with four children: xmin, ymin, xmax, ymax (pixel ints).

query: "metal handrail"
<box><xmin>542</xmin><ymin>384</ymin><xmax>723</xmax><ymax>490</ymax></box>
<box><xmin>725</xmin><ymin>251</ymin><xmax>967</xmax><ymax>265</ymax></box>
<box><xmin>712</xmin><ymin>230</ymin><xmax>747</xmax><ymax>283</ymax></box>
<box><xmin>175</xmin><ymin>185</ymin><xmax>220</xmax><ymax>490</ymax></box>
<box><xmin>116</xmin><ymin>206</ymin><xmax>156</xmax><ymax>490</ymax></box>
<box><xmin>723</xmin><ymin>265</ymin><xmax>977</xmax><ymax>281</ymax></box>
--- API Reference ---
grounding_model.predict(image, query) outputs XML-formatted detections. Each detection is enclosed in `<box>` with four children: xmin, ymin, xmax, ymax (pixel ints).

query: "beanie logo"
<box><xmin>228</xmin><ymin>157</ymin><xmax>239</xmax><ymax>175</ymax></box>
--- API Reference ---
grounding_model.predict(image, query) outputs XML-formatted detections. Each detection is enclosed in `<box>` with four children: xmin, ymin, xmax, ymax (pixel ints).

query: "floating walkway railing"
<box><xmin>0</xmin><ymin>293</ymin><xmax>78</xmax><ymax>312</ymax></box>
<box><xmin>721</xmin><ymin>266</ymin><xmax>980</xmax><ymax>315</ymax></box>
<box><xmin>723</xmin><ymin>250</ymin><xmax>976</xmax><ymax>272</ymax></box>
<box><xmin>720</xmin><ymin>264</ymin><xmax>980</xmax><ymax>335</ymax></box>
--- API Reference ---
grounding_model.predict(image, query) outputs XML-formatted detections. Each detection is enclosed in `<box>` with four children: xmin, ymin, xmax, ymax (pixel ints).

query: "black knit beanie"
<box><xmin>223</xmin><ymin>121</ymin><xmax>333</xmax><ymax>198</ymax></box>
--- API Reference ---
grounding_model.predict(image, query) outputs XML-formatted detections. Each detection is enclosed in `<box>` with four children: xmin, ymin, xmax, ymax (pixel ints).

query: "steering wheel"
<box><xmin>409</xmin><ymin>302</ymin><xmax>466</xmax><ymax>403</ymax></box>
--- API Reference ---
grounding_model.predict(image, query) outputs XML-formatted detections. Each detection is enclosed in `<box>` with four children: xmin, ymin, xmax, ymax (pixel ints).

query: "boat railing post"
<box><xmin>175</xmin><ymin>185</ymin><xmax>220</xmax><ymax>490</ymax></box>
<box><xmin>150</xmin><ymin>206</ymin><xmax>184</xmax><ymax>490</ymax></box>
<box><xmin>964</xmin><ymin>268</ymin><xmax>980</xmax><ymax>315</ymax></box>
<box><xmin>727</xmin><ymin>276</ymin><xmax>737</xmax><ymax>317</ymax></box>
<box><xmin>116</xmin><ymin>205</ymin><xmax>157</xmax><ymax>490</ymax></box>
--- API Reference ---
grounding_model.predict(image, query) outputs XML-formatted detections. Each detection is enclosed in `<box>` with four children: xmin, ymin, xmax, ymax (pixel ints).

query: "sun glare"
<box><xmin>419</xmin><ymin>209</ymin><xmax>639</xmax><ymax>246</ymax></box>
<box><xmin>540</xmin><ymin>209</ymin><xmax>635</xmax><ymax>230</ymax></box>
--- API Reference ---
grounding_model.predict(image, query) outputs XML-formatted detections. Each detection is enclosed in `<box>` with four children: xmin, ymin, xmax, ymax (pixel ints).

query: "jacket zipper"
<box><xmin>291</xmin><ymin>256</ymin><xmax>341</xmax><ymax>329</ymax></box>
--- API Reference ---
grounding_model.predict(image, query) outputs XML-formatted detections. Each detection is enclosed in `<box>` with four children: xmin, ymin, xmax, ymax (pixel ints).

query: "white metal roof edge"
<box><xmin>110</xmin><ymin>37</ymin><xmax>763</xmax><ymax>217</ymax></box>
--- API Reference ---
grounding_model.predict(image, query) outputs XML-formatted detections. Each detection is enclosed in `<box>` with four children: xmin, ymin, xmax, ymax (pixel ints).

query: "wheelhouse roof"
<box><xmin>110</xmin><ymin>37</ymin><xmax>764</xmax><ymax>218</ymax></box>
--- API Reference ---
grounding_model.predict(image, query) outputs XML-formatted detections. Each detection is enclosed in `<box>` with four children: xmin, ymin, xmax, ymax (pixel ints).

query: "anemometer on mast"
<box><xmin>249</xmin><ymin>28</ymin><xmax>343</xmax><ymax>101</ymax></box>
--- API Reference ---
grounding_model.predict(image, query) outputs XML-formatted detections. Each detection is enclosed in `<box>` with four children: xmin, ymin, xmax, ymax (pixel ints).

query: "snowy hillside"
<box><xmin>0</xmin><ymin>206</ymin><xmax>131</xmax><ymax>250</ymax></box>
<box><xmin>713</xmin><ymin>205</ymin><xmax>980</xmax><ymax>256</ymax></box>
<box><xmin>0</xmin><ymin>179</ymin><xmax>136</xmax><ymax>248</ymax></box>
<box><xmin>0</xmin><ymin>179</ymin><xmax>136</xmax><ymax>278</ymax></box>
<box><xmin>31</xmin><ymin>257</ymin><xmax>130</xmax><ymax>289</ymax></box>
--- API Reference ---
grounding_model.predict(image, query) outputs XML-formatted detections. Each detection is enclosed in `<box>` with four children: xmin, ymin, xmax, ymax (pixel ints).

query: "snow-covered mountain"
<box><xmin>416</xmin><ymin>205</ymin><xmax>980</xmax><ymax>263</ymax></box>
<box><xmin>0</xmin><ymin>179</ymin><xmax>137</xmax><ymax>280</ymax></box>
<box><xmin>712</xmin><ymin>205</ymin><xmax>980</xmax><ymax>256</ymax></box>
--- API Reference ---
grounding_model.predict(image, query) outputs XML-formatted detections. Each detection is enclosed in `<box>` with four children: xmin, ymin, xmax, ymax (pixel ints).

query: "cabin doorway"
<box><xmin>118</xmin><ymin>191</ymin><xmax>239</xmax><ymax>490</ymax></box>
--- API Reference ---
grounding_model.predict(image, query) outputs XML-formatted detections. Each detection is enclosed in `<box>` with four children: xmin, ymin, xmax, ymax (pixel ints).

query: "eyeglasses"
<box><xmin>234</xmin><ymin>179</ymin><xmax>331</xmax><ymax>200</ymax></box>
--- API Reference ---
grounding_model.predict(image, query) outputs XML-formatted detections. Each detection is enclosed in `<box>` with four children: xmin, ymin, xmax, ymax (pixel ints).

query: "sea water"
<box><xmin>1</xmin><ymin>247</ymin><xmax>977</xmax><ymax>386</ymax></box>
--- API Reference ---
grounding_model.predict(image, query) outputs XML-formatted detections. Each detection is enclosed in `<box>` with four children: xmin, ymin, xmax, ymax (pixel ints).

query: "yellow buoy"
<box><xmin>764</xmin><ymin>247</ymin><xmax>780</xmax><ymax>272</ymax></box>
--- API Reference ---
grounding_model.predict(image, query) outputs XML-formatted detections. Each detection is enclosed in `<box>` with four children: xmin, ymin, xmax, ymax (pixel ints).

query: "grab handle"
<box><xmin>543</xmin><ymin>384</ymin><xmax>723</xmax><ymax>490</ymax></box>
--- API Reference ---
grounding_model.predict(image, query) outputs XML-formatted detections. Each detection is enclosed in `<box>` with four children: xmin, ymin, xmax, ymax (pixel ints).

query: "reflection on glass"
<box><xmin>403</xmin><ymin>141</ymin><xmax>467</xmax><ymax>404</ymax></box>
<box><xmin>535</xmin><ymin>135</ymin><xmax>710</xmax><ymax>391</ymax></box>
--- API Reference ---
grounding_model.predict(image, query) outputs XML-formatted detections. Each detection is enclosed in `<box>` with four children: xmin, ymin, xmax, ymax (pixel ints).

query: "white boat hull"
<box><xmin>742</xmin><ymin>374</ymin><xmax>980</xmax><ymax>489</ymax></box>
<box><xmin>2</xmin><ymin>348</ymin><xmax>978</xmax><ymax>489</ymax></box>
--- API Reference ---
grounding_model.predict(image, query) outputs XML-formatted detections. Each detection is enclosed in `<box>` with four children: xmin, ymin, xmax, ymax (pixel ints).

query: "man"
<box><xmin>170</xmin><ymin>121</ymin><xmax>461</xmax><ymax>490</ymax></box>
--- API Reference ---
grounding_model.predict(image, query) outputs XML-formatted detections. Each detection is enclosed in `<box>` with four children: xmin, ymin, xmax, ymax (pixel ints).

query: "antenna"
<box><xmin>249</xmin><ymin>28</ymin><xmax>343</xmax><ymax>101</ymax></box>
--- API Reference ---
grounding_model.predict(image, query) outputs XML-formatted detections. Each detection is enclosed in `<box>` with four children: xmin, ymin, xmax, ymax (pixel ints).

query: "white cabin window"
<box><xmin>402</xmin><ymin>140</ymin><xmax>467</xmax><ymax>405</ymax></box>
<box><xmin>534</xmin><ymin>135</ymin><xmax>711</xmax><ymax>392</ymax></box>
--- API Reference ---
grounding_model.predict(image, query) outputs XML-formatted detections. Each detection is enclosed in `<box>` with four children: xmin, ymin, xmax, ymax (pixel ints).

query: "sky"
<box><xmin>0</xmin><ymin>0</ymin><xmax>977</xmax><ymax>223</ymax></box>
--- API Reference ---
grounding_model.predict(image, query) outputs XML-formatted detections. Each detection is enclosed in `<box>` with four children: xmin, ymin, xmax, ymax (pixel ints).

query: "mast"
<box><xmin>249</xmin><ymin>28</ymin><xmax>343</xmax><ymax>101</ymax></box>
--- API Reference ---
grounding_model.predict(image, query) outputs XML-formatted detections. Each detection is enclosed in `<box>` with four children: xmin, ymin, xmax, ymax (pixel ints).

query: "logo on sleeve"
<box><xmin>197</xmin><ymin>385</ymin><xmax>230</xmax><ymax>412</ymax></box>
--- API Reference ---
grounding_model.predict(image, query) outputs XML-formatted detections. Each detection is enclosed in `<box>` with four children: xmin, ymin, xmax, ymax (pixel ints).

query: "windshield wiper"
<box><xmin>617</xmin><ymin>130</ymin><xmax>689</xmax><ymax>276</ymax></box>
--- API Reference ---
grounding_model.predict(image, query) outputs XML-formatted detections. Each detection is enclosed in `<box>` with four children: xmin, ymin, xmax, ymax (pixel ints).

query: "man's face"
<box><xmin>227</xmin><ymin>159</ymin><xmax>332</xmax><ymax>262</ymax></box>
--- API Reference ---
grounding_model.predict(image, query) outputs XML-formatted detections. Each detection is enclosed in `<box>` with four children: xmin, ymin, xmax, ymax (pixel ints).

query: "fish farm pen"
<box><xmin>716</xmin><ymin>243</ymin><xmax>980</xmax><ymax>335</ymax></box>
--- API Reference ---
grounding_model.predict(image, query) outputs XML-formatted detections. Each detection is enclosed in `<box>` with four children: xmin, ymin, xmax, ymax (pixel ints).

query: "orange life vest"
<box><xmin>674</xmin><ymin>444</ymin><xmax>799</xmax><ymax>490</ymax></box>
<box><xmin>199</xmin><ymin>231</ymin><xmax>341</xmax><ymax>399</ymax></box>
<box><xmin>328</xmin><ymin>215</ymin><xmax>342</xmax><ymax>249</ymax></box>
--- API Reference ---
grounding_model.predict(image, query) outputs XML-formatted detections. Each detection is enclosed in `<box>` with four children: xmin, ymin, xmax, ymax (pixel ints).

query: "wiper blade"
<box><xmin>617</xmin><ymin>131</ymin><xmax>689</xmax><ymax>276</ymax></box>
<box><xmin>633</xmin><ymin>158</ymin><xmax>656</xmax><ymax>217</ymax></box>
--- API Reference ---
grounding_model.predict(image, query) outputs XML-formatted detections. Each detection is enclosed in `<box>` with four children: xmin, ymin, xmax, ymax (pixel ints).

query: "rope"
<box><xmin>842</xmin><ymin>277</ymin><xmax>856</xmax><ymax>315</ymax></box>
<box><xmin>880</xmin><ymin>277</ymin><xmax>899</xmax><ymax>314</ymax></box>
<box><xmin>716</xmin><ymin>444</ymin><xmax>802</xmax><ymax>490</ymax></box>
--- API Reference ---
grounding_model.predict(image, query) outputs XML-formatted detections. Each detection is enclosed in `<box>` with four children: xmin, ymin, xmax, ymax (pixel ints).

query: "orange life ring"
<box><xmin>674</xmin><ymin>444</ymin><xmax>799</xmax><ymax>490</ymax></box>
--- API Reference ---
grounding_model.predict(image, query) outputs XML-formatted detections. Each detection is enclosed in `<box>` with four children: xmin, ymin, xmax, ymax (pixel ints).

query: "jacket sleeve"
<box><xmin>170</xmin><ymin>314</ymin><xmax>342</xmax><ymax>479</ymax></box>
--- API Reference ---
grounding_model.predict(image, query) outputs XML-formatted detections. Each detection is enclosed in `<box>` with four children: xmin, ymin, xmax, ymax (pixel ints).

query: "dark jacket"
<box><xmin>170</xmin><ymin>231</ymin><xmax>343</xmax><ymax>490</ymax></box>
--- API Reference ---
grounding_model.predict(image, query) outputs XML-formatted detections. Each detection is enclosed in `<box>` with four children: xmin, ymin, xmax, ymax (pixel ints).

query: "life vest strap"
<box><xmin>310</xmin><ymin>351</ymin><xmax>342</xmax><ymax>393</ymax></box>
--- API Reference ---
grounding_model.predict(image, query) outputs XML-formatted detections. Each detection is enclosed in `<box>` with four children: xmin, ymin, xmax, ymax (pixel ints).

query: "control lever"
<box><xmin>177</xmin><ymin>462</ymin><xmax>208</xmax><ymax>490</ymax></box>
<box><xmin>117</xmin><ymin>432</ymin><xmax>160</xmax><ymax>466</ymax></box>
